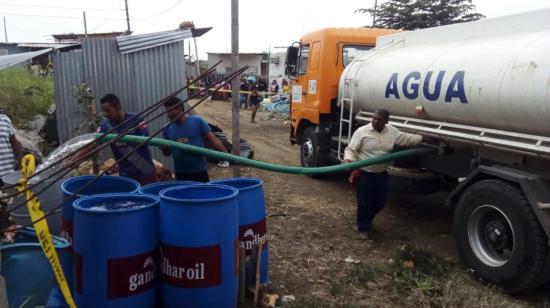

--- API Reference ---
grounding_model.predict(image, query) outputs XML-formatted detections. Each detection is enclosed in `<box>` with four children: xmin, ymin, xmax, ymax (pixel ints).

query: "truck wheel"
<box><xmin>300</xmin><ymin>126</ymin><xmax>318</xmax><ymax>167</ymax></box>
<box><xmin>454</xmin><ymin>179</ymin><xmax>550</xmax><ymax>293</ymax></box>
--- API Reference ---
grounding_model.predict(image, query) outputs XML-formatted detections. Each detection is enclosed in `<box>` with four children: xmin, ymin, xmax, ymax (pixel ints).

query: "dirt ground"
<box><xmin>195</xmin><ymin>99</ymin><xmax>549</xmax><ymax>307</ymax></box>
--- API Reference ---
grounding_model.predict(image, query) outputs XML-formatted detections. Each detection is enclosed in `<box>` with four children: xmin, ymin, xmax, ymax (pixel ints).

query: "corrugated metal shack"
<box><xmin>53</xmin><ymin>29</ymin><xmax>207</xmax><ymax>167</ymax></box>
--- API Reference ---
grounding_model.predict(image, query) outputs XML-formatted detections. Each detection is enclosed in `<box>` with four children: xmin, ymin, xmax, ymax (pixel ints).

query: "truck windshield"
<box><xmin>343</xmin><ymin>45</ymin><xmax>373</xmax><ymax>67</ymax></box>
<box><xmin>298</xmin><ymin>45</ymin><xmax>309</xmax><ymax>75</ymax></box>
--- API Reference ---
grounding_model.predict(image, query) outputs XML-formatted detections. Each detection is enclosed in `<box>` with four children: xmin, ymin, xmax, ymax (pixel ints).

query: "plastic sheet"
<box><xmin>36</xmin><ymin>133</ymin><xmax>96</xmax><ymax>173</ymax></box>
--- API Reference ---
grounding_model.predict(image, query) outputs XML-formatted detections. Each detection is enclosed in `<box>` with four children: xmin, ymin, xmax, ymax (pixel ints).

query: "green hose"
<box><xmin>96</xmin><ymin>134</ymin><xmax>436</xmax><ymax>175</ymax></box>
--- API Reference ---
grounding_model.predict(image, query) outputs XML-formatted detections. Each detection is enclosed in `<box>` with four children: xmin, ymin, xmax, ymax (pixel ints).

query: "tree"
<box><xmin>356</xmin><ymin>0</ymin><xmax>485</xmax><ymax>30</ymax></box>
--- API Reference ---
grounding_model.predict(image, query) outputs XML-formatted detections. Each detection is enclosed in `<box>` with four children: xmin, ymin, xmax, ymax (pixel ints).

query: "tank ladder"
<box><xmin>336</xmin><ymin>78</ymin><xmax>357</xmax><ymax>161</ymax></box>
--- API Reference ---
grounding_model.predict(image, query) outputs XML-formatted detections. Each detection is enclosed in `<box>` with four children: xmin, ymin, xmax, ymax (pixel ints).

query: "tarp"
<box><xmin>263</xmin><ymin>96</ymin><xmax>290</xmax><ymax>114</ymax></box>
<box><xmin>0</xmin><ymin>48</ymin><xmax>53</xmax><ymax>70</ymax></box>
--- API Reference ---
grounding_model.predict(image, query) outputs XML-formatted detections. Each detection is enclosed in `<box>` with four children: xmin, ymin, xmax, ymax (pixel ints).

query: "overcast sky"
<box><xmin>2</xmin><ymin>0</ymin><xmax>550</xmax><ymax>58</ymax></box>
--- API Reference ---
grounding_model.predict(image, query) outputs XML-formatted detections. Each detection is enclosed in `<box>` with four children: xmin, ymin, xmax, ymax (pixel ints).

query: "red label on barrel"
<box><xmin>107</xmin><ymin>249</ymin><xmax>158</xmax><ymax>299</ymax></box>
<box><xmin>160</xmin><ymin>243</ymin><xmax>221</xmax><ymax>288</ymax></box>
<box><xmin>239</xmin><ymin>218</ymin><xmax>267</xmax><ymax>255</ymax></box>
<box><xmin>60</xmin><ymin>218</ymin><xmax>73</xmax><ymax>252</ymax></box>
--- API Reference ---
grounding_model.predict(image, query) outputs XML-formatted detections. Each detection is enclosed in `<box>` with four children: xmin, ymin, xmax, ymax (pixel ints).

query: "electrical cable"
<box><xmin>0</xmin><ymin>60</ymin><xmax>222</xmax><ymax>197</ymax></box>
<box><xmin>134</xmin><ymin>0</ymin><xmax>185</xmax><ymax>20</ymax></box>
<box><xmin>0</xmin><ymin>65</ymin><xmax>248</xmax><ymax>232</ymax></box>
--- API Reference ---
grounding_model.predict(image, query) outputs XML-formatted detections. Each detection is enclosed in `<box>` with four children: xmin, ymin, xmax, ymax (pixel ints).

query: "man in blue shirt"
<box><xmin>161</xmin><ymin>97</ymin><xmax>228</xmax><ymax>182</ymax></box>
<box><xmin>72</xmin><ymin>93</ymin><xmax>158</xmax><ymax>185</ymax></box>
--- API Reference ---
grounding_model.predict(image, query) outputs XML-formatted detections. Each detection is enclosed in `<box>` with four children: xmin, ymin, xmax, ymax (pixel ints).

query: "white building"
<box><xmin>206</xmin><ymin>52</ymin><xmax>268</xmax><ymax>79</ymax></box>
<box><xmin>268</xmin><ymin>51</ymin><xmax>287</xmax><ymax>89</ymax></box>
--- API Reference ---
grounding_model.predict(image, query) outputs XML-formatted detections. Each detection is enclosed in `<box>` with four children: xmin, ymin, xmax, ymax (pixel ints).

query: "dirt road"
<box><xmin>196</xmin><ymin>99</ymin><xmax>548</xmax><ymax>307</ymax></box>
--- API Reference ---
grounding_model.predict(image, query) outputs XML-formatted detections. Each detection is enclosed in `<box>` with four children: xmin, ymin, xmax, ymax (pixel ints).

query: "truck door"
<box><xmin>291</xmin><ymin>41</ymin><xmax>322</xmax><ymax>127</ymax></box>
<box><xmin>291</xmin><ymin>42</ymin><xmax>310</xmax><ymax>126</ymax></box>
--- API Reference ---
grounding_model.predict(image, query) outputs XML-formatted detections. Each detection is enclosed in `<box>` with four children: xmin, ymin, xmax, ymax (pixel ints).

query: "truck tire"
<box><xmin>454</xmin><ymin>179</ymin><xmax>550</xmax><ymax>293</ymax></box>
<box><xmin>300</xmin><ymin>126</ymin><xmax>318</xmax><ymax>167</ymax></box>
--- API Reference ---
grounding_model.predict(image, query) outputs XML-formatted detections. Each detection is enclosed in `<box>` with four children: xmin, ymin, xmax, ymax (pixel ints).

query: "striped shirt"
<box><xmin>0</xmin><ymin>114</ymin><xmax>16</xmax><ymax>179</ymax></box>
<box><xmin>344</xmin><ymin>123</ymin><xmax>422</xmax><ymax>173</ymax></box>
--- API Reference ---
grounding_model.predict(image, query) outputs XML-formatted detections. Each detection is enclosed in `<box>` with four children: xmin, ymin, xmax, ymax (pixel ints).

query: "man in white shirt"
<box><xmin>0</xmin><ymin>114</ymin><xmax>22</xmax><ymax>186</ymax></box>
<box><xmin>344</xmin><ymin>109</ymin><xmax>425</xmax><ymax>240</ymax></box>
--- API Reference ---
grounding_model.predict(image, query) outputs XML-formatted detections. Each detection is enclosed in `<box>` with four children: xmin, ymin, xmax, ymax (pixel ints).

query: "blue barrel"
<box><xmin>140</xmin><ymin>181</ymin><xmax>198</xmax><ymax>195</ymax></box>
<box><xmin>60</xmin><ymin>175</ymin><xmax>140</xmax><ymax>294</ymax></box>
<box><xmin>210</xmin><ymin>178</ymin><xmax>269</xmax><ymax>284</ymax></box>
<box><xmin>73</xmin><ymin>193</ymin><xmax>159</xmax><ymax>308</ymax></box>
<box><xmin>0</xmin><ymin>228</ymin><xmax>69</xmax><ymax>308</ymax></box>
<box><xmin>159</xmin><ymin>184</ymin><xmax>239</xmax><ymax>308</ymax></box>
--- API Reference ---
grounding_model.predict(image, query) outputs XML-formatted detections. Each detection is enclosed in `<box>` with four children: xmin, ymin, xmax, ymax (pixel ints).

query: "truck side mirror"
<box><xmin>285</xmin><ymin>46</ymin><xmax>299</xmax><ymax>77</ymax></box>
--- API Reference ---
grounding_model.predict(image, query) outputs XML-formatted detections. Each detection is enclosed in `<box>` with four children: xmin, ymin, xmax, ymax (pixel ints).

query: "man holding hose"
<box><xmin>160</xmin><ymin>97</ymin><xmax>228</xmax><ymax>182</ymax></box>
<box><xmin>71</xmin><ymin>93</ymin><xmax>158</xmax><ymax>185</ymax></box>
<box><xmin>344</xmin><ymin>109</ymin><xmax>426</xmax><ymax>240</ymax></box>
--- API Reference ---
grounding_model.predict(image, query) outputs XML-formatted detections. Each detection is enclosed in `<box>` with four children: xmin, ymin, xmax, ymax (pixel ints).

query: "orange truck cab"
<box><xmin>285</xmin><ymin>28</ymin><xmax>398</xmax><ymax>167</ymax></box>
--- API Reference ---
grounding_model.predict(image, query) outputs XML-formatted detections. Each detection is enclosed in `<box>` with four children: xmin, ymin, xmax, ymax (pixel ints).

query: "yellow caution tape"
<box><xmin>188</xmin><ymin>86</ymin><xmax>280</xmax><ymax>95</ymax></box>
<box><xmin>17</xmin><ymin>155</ymin><xmax>76</xmax><ymax>308</ymax></box>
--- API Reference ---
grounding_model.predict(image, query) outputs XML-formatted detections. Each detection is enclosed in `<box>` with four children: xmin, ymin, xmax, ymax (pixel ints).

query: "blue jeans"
<box><xmin>239</xmin><ymin>93</ymin><xmax>248</xmax><ymax>108</ymax></box>
<box><xmin>356</xmin><ymin>170</ymin><xmax>388</xmax><ymax>232</ymax></box>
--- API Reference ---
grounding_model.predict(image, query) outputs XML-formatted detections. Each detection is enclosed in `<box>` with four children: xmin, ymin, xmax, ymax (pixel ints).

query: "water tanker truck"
<box><xmin>284</xmin><ymin>9</ymin><xmax>550</xmax><ymax>293</ymax></box>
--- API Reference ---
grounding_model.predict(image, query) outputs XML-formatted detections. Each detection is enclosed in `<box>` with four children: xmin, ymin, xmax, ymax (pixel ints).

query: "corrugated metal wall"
<box><xmin>52</xmin><ymin>50</ymin><xmax>85</xmax><ymax>143</ymax></box>
<box><xmin>53</xmin><ymin>37</ymin><xmax>187</xmax><ymax>167</ymax></box>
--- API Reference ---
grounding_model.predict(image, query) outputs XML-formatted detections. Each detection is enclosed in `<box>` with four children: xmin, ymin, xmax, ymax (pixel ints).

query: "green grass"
<box><xmin>0</xmin><ymin>67</ymin><xmax>54</xmax><ymax>125</ymax></box>
<box><xmin>385</xmin><ymin>245</ymin><xmax>450</xmax><ymax>305</ymax></box>
<box><xmin>292</xmin><ymin>245</ymin><xmax>531</xmax><ymax>307</ymax></box>
<box><xmin>330</xmin><ymin>263</ymin><xmax>382</xmax><ymax>296</ymax></box>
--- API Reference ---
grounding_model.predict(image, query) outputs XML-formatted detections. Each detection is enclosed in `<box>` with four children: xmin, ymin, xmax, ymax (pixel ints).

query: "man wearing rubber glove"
<box><xmin>70</xmin><ymin>93</ymin><xmax>158</xmax><ymax>185</ymax></box>
<box><xmin>161</xmin><ymin>97</ymin><xmax>228</xmax><ymax>182</ymax></box>
<box><xmin>344</xmin><ymin>109</ymin><xmax>425</xmax><ymax>240</ymax></box>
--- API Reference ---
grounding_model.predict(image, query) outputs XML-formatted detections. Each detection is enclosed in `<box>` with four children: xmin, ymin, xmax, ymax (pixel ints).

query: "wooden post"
<box><xmin>3</xmin><ymin>17</ymin><xmax>7</xmax><ymax>43</ymax></box>
<box><xmin>238</xmin><ymin>247</ymin><xmax>246</xmax><ymax>302</ymax></box>
<box><xmin>253</xmin><ymin>241</ymin><xmax>265</xmax><ymax>306</ymax></box>
<box><xmin>83</xmin><ymin>11</ymin><xmax>88</xmax><ymax>37</ymax></box>
<box><xmin>231</xmin><ymin>0</ymin><xmax>241</xmax><ymax>177</ymax></box>
<box><xmin>124</xmin><ymin>0</ymin><xmax>131</xmax><ymax>33</ymax></box>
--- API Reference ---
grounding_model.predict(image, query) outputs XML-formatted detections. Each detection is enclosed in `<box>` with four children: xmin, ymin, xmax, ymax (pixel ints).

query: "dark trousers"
<box><xmin>356</xmin><ymin>170</ymin><xmax>389</xmax><ymax>232</ymax></box>
<box><xmin>175</xmin><ymin>170</ymin><xmax>209</xmax><ymax>183</ymax></box>
<box><xmin>239</xmin><ymin>94</ymin><xmax>248</xmax><ymax>109</ymax></box>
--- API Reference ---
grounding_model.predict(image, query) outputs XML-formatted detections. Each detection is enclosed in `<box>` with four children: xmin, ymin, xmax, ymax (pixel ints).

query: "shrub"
<box><xmin>0</xmin><ymin>67</ymin><xmax>54</xmax><ymax>125</ymax></box>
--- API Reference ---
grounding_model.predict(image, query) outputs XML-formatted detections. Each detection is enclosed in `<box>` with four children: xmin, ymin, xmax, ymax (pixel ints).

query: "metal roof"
<box><xmin>116</xmin><ymin>29</ymin><xmax>192</xmax><ymax>54</ymax></box>
<box><xmin>52</xmin><ymin>32</ymin><xmax>126</xmax><ymax>40</ymax></box>
<box><xmin>17</xmin><ymin>43</ymin><xmax>78</xmax><ymax>50</ymax></box>
<box><xmin>0</xmin><ymin>48</ymin><xmax>52</xmax><ymax>70</ymax></box>
<box><xmin>116</xmin><ymin>27</ymin><xmax>212</xmax><ymax>54</ymax></box>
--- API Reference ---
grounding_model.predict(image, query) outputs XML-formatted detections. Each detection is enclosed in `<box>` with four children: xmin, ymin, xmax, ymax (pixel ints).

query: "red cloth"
<box><xmin>349</xmin><ymin>169</ymin><xmax>361</xmax><ymax>187</ymax></box>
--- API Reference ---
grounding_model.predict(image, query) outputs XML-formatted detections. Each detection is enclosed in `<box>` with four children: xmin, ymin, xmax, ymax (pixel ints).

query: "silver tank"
<box><xmin>340</xmin><ymin>9</ymin><xmax>550</xmax><ymax>136</ymax></box>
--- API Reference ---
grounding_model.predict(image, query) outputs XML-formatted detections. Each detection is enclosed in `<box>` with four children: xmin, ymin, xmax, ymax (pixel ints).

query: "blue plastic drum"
<box><xmin>0</xmin><ymin>228</ymin><xmax>69</xmax><ymax>308</ymax></box>
<box><xmin>72</xmin><ymin>193</ymin><xmax>159</xmax><ymax>308</ymax></box>
<box><xmin>140</xmin><ymin>181</ymin><xmax>198</xmax><ymax>196</ymax></box>
<box><xmin>60</xmin><ymin>175</ymin><xmax>140</xmax><ymax>293</ymax></box>
<box><xmin>210</xmin><ymin>178</ymin><xmax>269</xmax><ymax>284</ymax></box>
<box><xmin>159</xmin><ymin>184</ymin><xmax>239</xmax><ymax>308</ymax></box>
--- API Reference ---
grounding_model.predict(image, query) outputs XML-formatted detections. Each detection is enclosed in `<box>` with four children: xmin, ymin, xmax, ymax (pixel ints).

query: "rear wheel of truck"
<box><xmin>454</xmin><ymin>179</ymin><xmax>550</xmax><ymax>293</ymax></box>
